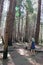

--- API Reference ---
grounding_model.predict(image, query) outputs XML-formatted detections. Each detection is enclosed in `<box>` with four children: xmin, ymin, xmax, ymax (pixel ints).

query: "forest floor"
<box><xmin>0</xmin><ymin>42</ymin><xmax>43</xmax><ymax>65</ymax></box>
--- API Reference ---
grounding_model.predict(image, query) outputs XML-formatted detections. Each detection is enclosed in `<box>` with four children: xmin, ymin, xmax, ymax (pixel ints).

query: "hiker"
<box><xmin>30</xmin><ymin>37</ymin><xmax>35</xmax><ymax>55</ymax></box>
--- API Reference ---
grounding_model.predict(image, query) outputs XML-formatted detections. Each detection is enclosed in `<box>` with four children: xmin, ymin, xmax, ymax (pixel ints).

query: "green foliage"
<box><xmin>15</xmin><ymin>0</ymin><xmax>34</xmax><ymax>17</ymax></box>
<box><xmin>15</xmin><ymin>0</ymin><xmax>22</xmax><ymax>17</ymax></box>
<box><xmin>15</xmin><ymin>6</ymin><xmax>19</xmax><ymax>11</ymax></box>
<box><xmin>26</xmin><ymin>0</ymin><xmax>33</xmax><ymax>13</ymax></box>
<box><xmin>16</xmin><ymin>12</ymin><xmax>19</xmax><ymax>17</ymax></box>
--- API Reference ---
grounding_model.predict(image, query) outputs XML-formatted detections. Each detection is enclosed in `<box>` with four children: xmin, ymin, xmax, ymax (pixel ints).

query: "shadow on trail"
<box><xmin>9</xmin><ymin>49</ymin><xmax>32</xmax><ymax>65</ymax></box>
<box><xmin>0</xmin><ymin>42</ymin><xmax>43</xmax><ymax>65</ymax></box>
<box><xmin>31</xmin><ymin>52</ymin><xmax>43</xmax><ymax>65</ymax></box>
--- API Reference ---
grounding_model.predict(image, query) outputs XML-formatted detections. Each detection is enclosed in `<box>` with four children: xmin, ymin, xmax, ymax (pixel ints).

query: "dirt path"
<box><xmin>0</xmin><ymin>42</ymin><xmax>43</xmax><ymax>65</ymax></box>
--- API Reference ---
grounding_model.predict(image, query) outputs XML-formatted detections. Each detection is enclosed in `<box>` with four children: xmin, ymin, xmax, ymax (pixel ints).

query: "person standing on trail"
<box><xmin>30</xmin><ymin>37</ymin><xmax>35</xmax><ymax>55</ymax></box>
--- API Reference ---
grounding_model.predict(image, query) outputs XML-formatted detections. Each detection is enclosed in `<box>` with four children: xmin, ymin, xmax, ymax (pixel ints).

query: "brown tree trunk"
<box><xmin>0</xmin><ymin>0</ymin><xmax>4</xmax><ymax>26</ymax></box>
<box><xmin>21</xmin><ymin>17</ymin><xmax>23</xmax><ymax>42</ymax></box>
<box><xmin>25</xmin><ymin>10</ymin><xmax>29</xmax><ymax>42</ymax></box>
<box><xmin>17</xmin><ymin>8</ymin><xmax>20</xmax><ymax>42</ymax></box>
<box><xmin>12</xmin><ymin>20</ymin><xmax>16</xmax><ymax>42</ymax></box>
<box><xmin>3</xmin><ymin>0</ymin><xmax>16</xmax><ymax>59</ymax></box>
<box><xmin>35</xmin><ymin>0</ymin><xmax>41</xmax><ymax>45</ymax></box>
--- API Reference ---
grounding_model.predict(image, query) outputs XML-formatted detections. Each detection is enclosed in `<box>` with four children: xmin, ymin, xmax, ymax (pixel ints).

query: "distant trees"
<box><xmin>24</xmin><ymin>0</ymin><xmax>33</xmax><ymax>42</ymax></box>
<box><xmin>12</xmin><ymin>0</ymin><xmax>23</xmax><ymax>42</ymax></box>
<box><xmin>17</xmin><ymin>0</ymin><xmax>23</xmax><ymax>42</ymax></box>
<box><xmin>13</xmin><ymin>0</ymin><xmax>34</xmax><ymax>42</ymax></box>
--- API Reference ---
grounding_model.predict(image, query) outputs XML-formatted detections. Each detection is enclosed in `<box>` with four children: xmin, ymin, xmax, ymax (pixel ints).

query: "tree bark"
<box><xmin>3</xmin><ymin>0</ymin><xmax>16</xmax><ymax>59</ymax></box>
<box><xmin>21</xmin><ymin>17</ymin><xmax>23</xmax><ymax>42</ymax></box>
<box><xmin>0</xmin><ymin>0</ymin><xmax>4</xmax><ymax>26</ymax></box>
<box><xmin>17</xmin><ymin>7</ymin><xmax>20</xmax><ymax>42</ymax></box>
<box><xmin>25</xmin><ymin>10</ymin><xmax>29</xmax><ymax>42</ymax></box>
<box><xmin>12</xmin><ymin>20</ymin><xmax>16</xmax><ymax>42</ymax></box>
<box><xmin>35</xmin><ymin>0</ymin><xmax>41</xmax><ymax>45</ymax></box>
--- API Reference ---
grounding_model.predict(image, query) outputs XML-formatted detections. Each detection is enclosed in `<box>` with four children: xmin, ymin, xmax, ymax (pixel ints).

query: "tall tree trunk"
<box><xmin>3</xmin><ymin>0</ymin><xmax>16</xmax><ymax>59</ymax></box>
<box><xmin>12</xmin><ymin>20</ymin><xmax>16</xmax><ymax>42</ymax></box>
<box><xmin>21</xmin><ymin>17</ymin><xmax>23</xmax><ymax>42</ymax></box>
<box><xmin>0</xmin><ymin>0</ymin><xmax>4</xmax><ymax>26</ymax></box>
<box><xmin>35</xmin><ymin>0</ymin><xmax>41</xmax><ymax>45</ymax></box>
<box><xmin>25</xmin><ymin>10</ymin><xmax>29</xmax><ymax>42</ymax></box>
<box><xmin>17</xmin><ymin>8</ymin><xmax>20</xmax><ymax>42</ymax></box>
